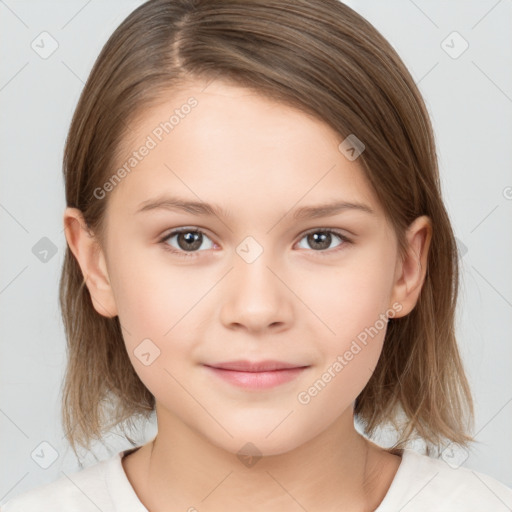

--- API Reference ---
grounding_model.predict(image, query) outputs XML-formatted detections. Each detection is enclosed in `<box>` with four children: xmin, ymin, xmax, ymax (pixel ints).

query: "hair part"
<box><xmin>60</xmin><ymin>0</ymin><xmax>474</xmax><ymax>459</ymax></box>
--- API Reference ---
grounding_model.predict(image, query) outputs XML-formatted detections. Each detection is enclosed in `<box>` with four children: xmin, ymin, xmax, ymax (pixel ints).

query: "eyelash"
<box><xmin>158</xmin><ymin>227</ymin><xmax>352</xmax><ymax>259</ymax></box>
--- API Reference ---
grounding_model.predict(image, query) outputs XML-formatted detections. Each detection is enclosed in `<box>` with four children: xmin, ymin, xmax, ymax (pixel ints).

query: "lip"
<box><xmin>203</xmin><ymin>360</ymin><xmax>310</xmax><ymax>390</ymax></box>
<box><xmin>207</xmin><ymin>360</ymin><xmax>307</xmax><ymax>372</ymax></box>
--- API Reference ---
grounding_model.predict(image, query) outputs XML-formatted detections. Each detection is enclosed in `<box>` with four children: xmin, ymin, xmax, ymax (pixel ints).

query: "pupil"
<box><xmin>178</xmin><ymin>231</ymin><xmax>202</xmax><ymax>251</ymax></box>
<box><xmin>309</xmin><ymin>232</ymin><xmax>330</xmax><ymax>250</ymax></box>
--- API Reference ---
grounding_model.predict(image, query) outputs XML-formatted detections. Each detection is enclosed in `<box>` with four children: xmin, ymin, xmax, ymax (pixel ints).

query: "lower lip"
<box><xmin>204</xmin><ymin>366</ymin><xmax>308</xmax><ymax>389</ymax></box>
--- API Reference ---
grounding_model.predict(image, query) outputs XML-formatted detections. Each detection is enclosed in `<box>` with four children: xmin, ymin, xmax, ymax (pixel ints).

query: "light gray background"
<box><xmin>1</xmin><ymin>0</ymin><xmax>511</xmax><ymax>504</ymax></box>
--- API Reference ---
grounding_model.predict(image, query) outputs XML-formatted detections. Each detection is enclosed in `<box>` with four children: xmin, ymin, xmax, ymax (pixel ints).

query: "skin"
<box><xmin>64</xmin><ymin>79</ymin><xmax>432</xmax><ymax>511</ymax></box>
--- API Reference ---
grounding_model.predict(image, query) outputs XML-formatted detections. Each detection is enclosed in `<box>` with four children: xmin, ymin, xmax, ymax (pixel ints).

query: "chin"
<box><xmin>214</xmin><ymin>434</ymin><xmax>303</xmax><ymax>460</ymax></box>
<box><xmin>202</xmin><ymin>416</ymin><xmax>321</xmax><ymax>460</ymax></box>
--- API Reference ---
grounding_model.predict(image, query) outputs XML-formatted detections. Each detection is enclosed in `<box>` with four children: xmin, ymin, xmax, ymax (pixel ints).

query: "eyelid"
<box><xmin>295</xmin><ymin>228</ymin><xmax>352</xmax><ymax>256</ymax></box>
<box><xmin>158</xmin><ymin>227</ymin><xmax>217</xmax><ymax>258</ymax></box>
<box><xmin>299</xmin><ymin>226</ymin><xmax>352</xmax><ymax>241</ymax></box>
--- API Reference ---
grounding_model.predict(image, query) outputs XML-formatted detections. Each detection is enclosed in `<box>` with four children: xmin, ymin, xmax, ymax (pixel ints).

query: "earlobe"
<box><xmin>390</xmin><ymin>215</ymin><xmax>432</xmax><ymax>318</ymax></box>
<box><xmin>63</xmin><ymin>207</ymin><xmax>118</xmax><ymax>318</ymax></box>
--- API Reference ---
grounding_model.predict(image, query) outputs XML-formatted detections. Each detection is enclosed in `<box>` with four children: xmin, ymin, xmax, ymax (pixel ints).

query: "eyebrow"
<box><xmin>135</xmin><ymin>196</ymin><xmax>375</xmax><ymax>219</ymax></box>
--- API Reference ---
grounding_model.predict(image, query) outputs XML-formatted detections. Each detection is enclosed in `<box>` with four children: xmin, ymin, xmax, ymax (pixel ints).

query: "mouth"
<box><xmin>203</xmin><ymin>360</ymin><xmax>310</xmax><ymax>389</ymax></box>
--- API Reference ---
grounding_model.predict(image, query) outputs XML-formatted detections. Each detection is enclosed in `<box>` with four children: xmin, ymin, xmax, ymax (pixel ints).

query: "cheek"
<box><xmin>108</xmin><ymin>244</ymin><xmax>210</xmax><ymax>336</ymax></box>
<box><xmin>295</xmin><ymin>274</ymin><xmax>392</xmax><ymax>429</ymax></box>
<box><xmin>106</xmin><ymin>249</ymin><xmax>212</xmax><ymax>388</ymax></box>
<box><xmin>297</xmin><ymin>250</ymin><xmax>395</xmax><ymax>340</ymax></box>
<box><xmin>295</xmin><ymin>252</ymin><xmax>394</xmax><ymax>396</ymax></box>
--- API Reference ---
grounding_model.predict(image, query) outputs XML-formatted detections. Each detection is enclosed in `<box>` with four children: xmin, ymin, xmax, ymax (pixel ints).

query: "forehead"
<box><xmin>107</xmin><ymin>79</ymin><xmax>383</xmax><ymax>220</ymax></box>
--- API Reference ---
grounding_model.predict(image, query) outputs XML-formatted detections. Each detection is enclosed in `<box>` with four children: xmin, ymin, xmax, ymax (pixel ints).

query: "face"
<box><xmin>84</xmin><ymin>80</ymin><xmax>408</xmax><ymax>456</ymax></box>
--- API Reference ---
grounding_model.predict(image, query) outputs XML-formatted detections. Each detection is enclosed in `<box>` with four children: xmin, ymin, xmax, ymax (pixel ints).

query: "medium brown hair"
<box><xmin>60</xmin><ymin>0</ymin><xmax>475</xmax><ymax>459</ymax></box>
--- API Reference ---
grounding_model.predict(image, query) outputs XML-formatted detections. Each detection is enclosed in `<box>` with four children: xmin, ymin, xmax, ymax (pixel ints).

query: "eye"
<box><xmin>296</xmin><ymin>229</ymin><xmax>351</xmax><ymax>254</ymax></box>
<box><xmin>159</xmin><ymin>227</ymin><xmax>352</xmax><ymax>259</ymax></box>
<box><xmin>159</xmin><ymin>228</ymin><xmax>215</xmax><ymax>258</ymax></box>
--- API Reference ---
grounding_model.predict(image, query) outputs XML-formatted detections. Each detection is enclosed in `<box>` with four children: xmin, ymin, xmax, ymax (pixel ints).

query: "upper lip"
<box><xmin>205</xmin><ymin>360</ymin><xmax>309</xmax><ymax>372</ymax></box>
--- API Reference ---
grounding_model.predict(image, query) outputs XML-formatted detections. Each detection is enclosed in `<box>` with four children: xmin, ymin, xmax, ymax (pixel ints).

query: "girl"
<box><xmin>3</xmin><ymin>0</ymin><xmax>511</xmax><ymax>510</ymax></box>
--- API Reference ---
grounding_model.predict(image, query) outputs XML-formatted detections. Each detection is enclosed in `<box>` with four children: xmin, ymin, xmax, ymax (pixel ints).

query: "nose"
<box><xmin>219</xmin><ymin>246</ymin><xmax>294</xmax><ymax>334</ymax></box>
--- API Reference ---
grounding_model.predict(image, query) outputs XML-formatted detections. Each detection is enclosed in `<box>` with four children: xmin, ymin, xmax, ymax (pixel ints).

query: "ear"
<box><xmin>390</xmin><ymin>215</ymin><xmax>432</xmax><ymax>318</ymax></box>
<box><xmin>63</xmin><ymin>207</ymin><xmax>118</xmax><ymax>318</ymax></box>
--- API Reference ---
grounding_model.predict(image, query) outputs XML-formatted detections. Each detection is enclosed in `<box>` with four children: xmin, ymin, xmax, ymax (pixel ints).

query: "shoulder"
<box><xmin>1</xmin><ymin>452</ymin><xmax>121</xmax><ymax>512</ymax></box>
<box><xmin>378</xmin><ymin>448</ymin><xmax>512</xmax><ymax>512</ymax></box>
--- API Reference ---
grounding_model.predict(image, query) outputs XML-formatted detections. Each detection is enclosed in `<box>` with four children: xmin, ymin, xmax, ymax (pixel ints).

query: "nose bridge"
<box><xmin>234</xmin><ymin>234</ymin><xmax>279</xmax><ymax>297</ymax></box>
<box><xmin>220</xmin><ymin>234</ymin><xmax>292</xmax><ymax>331</ymax></box>
<box><xmin>235</xmin><ymin>234</ymin><xmax>268</xmax><ymax>267</ymax></box>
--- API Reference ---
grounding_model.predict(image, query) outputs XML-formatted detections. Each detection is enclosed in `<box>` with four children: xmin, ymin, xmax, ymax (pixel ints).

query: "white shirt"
<box><xmin>2</xmin><ymin>447</ymin><xmax>512</xmax><ymax>511</ymax></box>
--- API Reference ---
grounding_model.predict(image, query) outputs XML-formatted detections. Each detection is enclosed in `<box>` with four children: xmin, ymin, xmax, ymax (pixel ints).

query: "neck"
<box><xmin>126</xmin><ymin>406</ymin><xmax>395</xmax><ymax>512</ymax></box>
